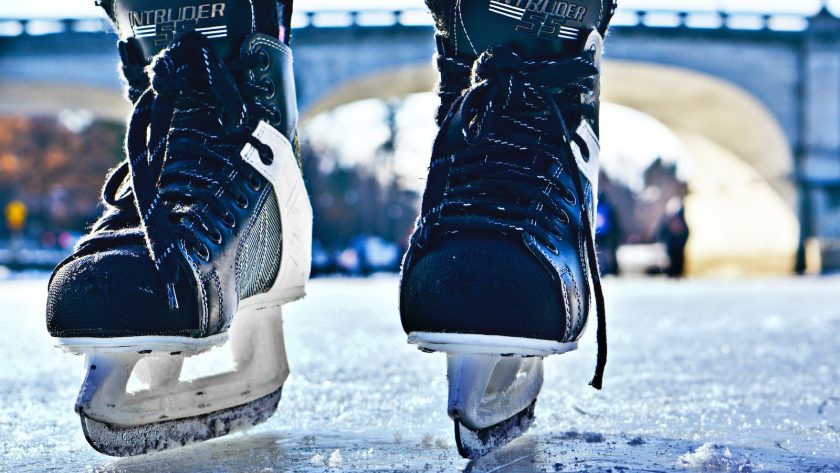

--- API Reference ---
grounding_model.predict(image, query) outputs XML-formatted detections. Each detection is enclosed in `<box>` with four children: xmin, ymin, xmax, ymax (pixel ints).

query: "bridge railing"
<box><xmin>611</xmin><ymin>9</ymin><xmax>809</xmax><ymax>32</ymax></box>
<box><xmin>0</xmin><ymin>18</ymin><xmax>112</xmax><ymax>36</ymax></box>
<box><xmin>291</xmin><ymin>9</ymin><xmax>434</xmax><ymax>28</ymax></box>
<box><xmin>0</xmin><ymin>8</ymin><xmax>819</xmax><ymax>37</ymax></box>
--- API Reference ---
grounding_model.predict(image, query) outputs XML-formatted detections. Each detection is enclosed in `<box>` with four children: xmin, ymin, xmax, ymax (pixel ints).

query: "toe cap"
<box><xmin>400</xmin><ymin>234</ymin><xmax>566</xmax><ymax>341</ymax></box>
<box><xmin>46</xmin><ymin>247</ymin><xmax>199</xmax><ymax>338</ymax></box>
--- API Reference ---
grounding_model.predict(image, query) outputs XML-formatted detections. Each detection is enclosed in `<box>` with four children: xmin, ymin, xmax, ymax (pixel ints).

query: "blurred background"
<box><xmin>1</xmin><ymin>0</ymin><xmax>840</xmax><ymax>279</ymax></box>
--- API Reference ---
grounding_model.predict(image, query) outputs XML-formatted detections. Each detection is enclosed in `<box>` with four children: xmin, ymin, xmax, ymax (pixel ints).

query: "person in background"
<box><xmin>660</xmin><ymin>198</ymin><xmax>690</xmax><ymax>278</ymax></box>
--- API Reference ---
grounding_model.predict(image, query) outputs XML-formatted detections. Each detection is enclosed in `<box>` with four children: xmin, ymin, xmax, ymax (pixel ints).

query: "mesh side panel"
<box><xmin>237</xmin><ymin>190</ymin><xmax>283</xmax><ymax>300</ymax></box>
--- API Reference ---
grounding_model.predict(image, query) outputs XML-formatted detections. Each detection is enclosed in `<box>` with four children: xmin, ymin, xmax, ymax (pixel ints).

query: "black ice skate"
<box><xmin>400</xmin><ymin>0</ymin><xmax>616</xmax><ymax>458</ymax></box>
<box><xmin>45</xmin><ymin>0</ymin><xmax>311</xmax><ymax>456</ymax></box>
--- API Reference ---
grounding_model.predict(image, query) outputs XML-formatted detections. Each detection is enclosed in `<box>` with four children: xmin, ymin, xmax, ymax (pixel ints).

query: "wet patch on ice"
<box><xmin>556</xmin><ymin>430</ymin><xmax>606</xmax><ymax>443</ymax></box>
<box><xmin>583</xmin><ymin>432</ymin><xmax>605</xmax><ymax>443</ymax></box>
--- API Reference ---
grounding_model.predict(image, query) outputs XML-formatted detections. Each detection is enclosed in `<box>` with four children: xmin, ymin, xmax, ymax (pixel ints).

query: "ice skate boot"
<box><xmin>45</xmin><ymin>0</ymin><xmax>311</xmax><ymax>456</ymax></box>
<box><xmin>401</xmin><ymin>0</ymin><xmax>617</xmax><ymax>458</ymax></box>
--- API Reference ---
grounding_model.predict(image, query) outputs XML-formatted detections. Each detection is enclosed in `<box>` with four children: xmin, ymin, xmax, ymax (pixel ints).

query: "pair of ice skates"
<box><xmin>46</xmin><ymin>0</ymin><xmax>615</xmax><ymax>459</ymax></box>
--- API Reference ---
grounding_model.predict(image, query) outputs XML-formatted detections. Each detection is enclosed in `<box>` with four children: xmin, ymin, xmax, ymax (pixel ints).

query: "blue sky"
<box><xmin>0</xmin><ymin>1</ymin><xmax>836</xmax><ymax>18</ymax></box>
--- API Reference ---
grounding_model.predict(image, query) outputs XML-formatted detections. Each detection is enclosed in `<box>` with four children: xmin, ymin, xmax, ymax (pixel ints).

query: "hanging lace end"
<box><xmin>581</xmin><ymin>193</ymin><xmax>607</xmax><ymax>391</ymax></box>
<box><xmin>589</xmin><ymin>356</ymin><xmax>605</xmax><ymax>390</ymax></box>
<box><xmin>166</xmin><ymin>283</ymin><xmax>180</xmax><ymax>311</ymax></box>
<box><xmin>588</xmin><ymin>286</ymin><xmax>607</xmax><ymax>391</ymax></box>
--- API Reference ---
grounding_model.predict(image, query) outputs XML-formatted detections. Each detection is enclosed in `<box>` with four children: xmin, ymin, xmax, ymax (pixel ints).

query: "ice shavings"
<box><xmin>677</xmin><ymin>443</ymin><xmax>754</xmax><ymax>472</ymax></box>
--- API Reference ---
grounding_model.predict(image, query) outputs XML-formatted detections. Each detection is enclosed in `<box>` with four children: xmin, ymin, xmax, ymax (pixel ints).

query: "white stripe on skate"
<box><xmin>57</xmin><ymin>332</ymin><xmax>228</xmax><ymax>354</ymax></box>
<box><xmin>408</xmin><ymin>332</ymin><xmax>578</xmax><ymax>356</ymax></box>
<box><xmin>489</xmin><ymin>7</ymin><xmax>522</xmax><ymax>20</ymax></box>
<box><xmin>196</xmin><ymin>25</ymin><xmax>226</xmax><ymax>32</ymax></box>
<box><xmin>489</xmin><ymin>1</ymin><xmax>525</xmax><ymax>14</ymax></box>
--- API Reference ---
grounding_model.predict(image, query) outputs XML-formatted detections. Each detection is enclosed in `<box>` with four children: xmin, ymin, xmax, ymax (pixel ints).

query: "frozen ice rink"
<box><xmin>1</xmin><ymin>275</ymin><xmax>839</xmax><ymax>472</ymax></box>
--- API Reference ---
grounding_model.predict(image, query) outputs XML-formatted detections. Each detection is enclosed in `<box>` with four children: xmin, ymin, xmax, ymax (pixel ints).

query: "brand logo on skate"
<box><xmin>488</xmin><ymin>0</ymin><xmax>586</xmax><ymax>40</ymax></box>
<box><xmin>128</xmin><ymin>2</ymin><xmax>227</xmax><ymax>47</ymax></box>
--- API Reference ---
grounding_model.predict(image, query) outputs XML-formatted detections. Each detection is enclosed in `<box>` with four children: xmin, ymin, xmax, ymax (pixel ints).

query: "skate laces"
<box><xmin>433</xmin><ymin>49</ymin><xmax>473</xmax><ymax>126</ymax></box>
<box><xmin>431</xmin><ymin>45</ymin><xmax>607</xmax><ymax>389</ymax></box>
<box><xmin>74</xmin><ymin>32</ymin><xmax>277</xmax><ymax>310</ymax></box>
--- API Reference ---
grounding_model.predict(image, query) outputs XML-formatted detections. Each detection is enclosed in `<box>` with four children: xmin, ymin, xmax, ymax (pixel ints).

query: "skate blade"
<box><xmin>72</xmin><ymin>304</ymin><xmax>289</xmax><ymax>454</ymax></box>
<box><xmin>442</xmin><ymin>351</ymin><xmax>545</xmax><ymax>459</ymax></box>
<box><xmin>80</xmin><ymin>387</ymin><xmax>283</xmax><ymax>457</ymax></box>
<box><xmin>454</xmin><ymin>401</ymin><xmax>536</xmax><ymax>459</ymax></box>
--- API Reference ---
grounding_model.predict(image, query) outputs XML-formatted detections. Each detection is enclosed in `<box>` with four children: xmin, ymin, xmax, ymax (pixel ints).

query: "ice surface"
<box><xmin>1</xmin><ymin>276</ymin><xmax>840</xmax><ymax>471</ymax></box>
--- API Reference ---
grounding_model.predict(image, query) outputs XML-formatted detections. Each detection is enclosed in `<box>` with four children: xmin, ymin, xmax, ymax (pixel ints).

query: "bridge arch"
<box><xmin>602</xmin><ymin>61</ymin><xmax>795</xmax><ymax>210</ymax></box>
<box><xmin>601</xmin><ymin>61</ymin><xmax>798</xmax><ymax>275</ymax></box>
<box><xmin>301</xmin><ymin>65</ymin><xmax>436</xmax><ymax>122</ymax></box>
<box><xmin>301</xmin><ymin>61</ymin><xmax>799</xmax><ymax>275</ymax></box>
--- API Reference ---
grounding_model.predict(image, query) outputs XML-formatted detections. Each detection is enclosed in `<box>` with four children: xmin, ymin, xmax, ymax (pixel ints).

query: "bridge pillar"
<box><xmin>801</xmin><ymin>8</ymin><xmax>840</xmax><ymax>272</ymax></box>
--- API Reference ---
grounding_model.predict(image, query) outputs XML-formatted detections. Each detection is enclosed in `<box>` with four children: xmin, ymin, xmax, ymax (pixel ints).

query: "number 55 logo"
<box><xmin>154</xmin><ymin>20</ymin><xmax>199</xmax><ymax>47</ymax></box>
<box><xmin>515</xmin><ymin>11</ymin><xmax>545</xmax><ymax>35</ymax></box>
<box><xmin>515</xmin><ymin>11</ymin><xmax>578</xmax><ymax>40</ymax></box>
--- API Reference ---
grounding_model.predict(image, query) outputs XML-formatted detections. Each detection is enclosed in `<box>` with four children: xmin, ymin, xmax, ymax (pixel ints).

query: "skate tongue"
<box><xmin>444</xmin><ymin>0</ymin><xmax>612</xmax><ymax>59</ymax></box>
<box><xmin>109</xmin><ymin>0</ymin><xmax>281</xmax><ymax>61</ymax></box>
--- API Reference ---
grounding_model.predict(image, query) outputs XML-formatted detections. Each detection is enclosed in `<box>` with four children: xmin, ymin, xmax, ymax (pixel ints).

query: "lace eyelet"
<box><xmin>563</xmin><ymin>190</ymin><xmax>577</xmax><ymax>206</ymax></box>
<box><xmin>248</xmin><ymin>174</ymin><xmax>263</xmax><ymax>192</ymax></box>
<box><xmin>546</xmin><ymin>241</ymin><xmax>560</xmax><ymax>255</ymax></box>
<box><xmin>209</xmin><ymin>227</ymin><xmax>223</xmax><ymax>245</ymax></box>
<box><xmin>195</xmin><ymin>243</ymin><xmax>211</xmax><ymax>262</ymax></box>
<box><xmin>258</xmin><ymin>49</ymin><xmax>270</xmax><ymax>71</ymax></box>
<box><xmin>258</xmin><ymin>143</ymin><xmax>274</xmax><ymax>166</ymax></box>
<box><xmin>222</xmin><ymin>211</ymin><xmax>236</xmax><ymax>228</ymax></box>
<box><xmin>559</xmin><ymin>209</ymin><xmax>571</xmax><ymax>225</ymax></box>
<box><xmin>236</xmin><ymin>194</ymin><xmax>249</xmax><ymax>209</ymax></box>
<box><xmin>270</xmin><ymin>106</ymin><xmax>282</xmax><ymax>123</ymax></box>
<box><xmin>574</xmin><ymin>136</ymin><xmax>591</xmax><ymax>162</ymax></box>
<box><xmin>261</xmin><ymin>79</ymin><xmax>276</xmax><ymax>100</ymax></box>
